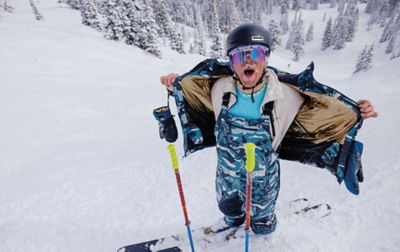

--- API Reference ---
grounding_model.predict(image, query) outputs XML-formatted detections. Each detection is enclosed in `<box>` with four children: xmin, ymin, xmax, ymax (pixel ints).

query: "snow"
<box><xmin>1</xmin><ymin>1</ymin><xmax>400</xmax><ymax>252</ymax></box>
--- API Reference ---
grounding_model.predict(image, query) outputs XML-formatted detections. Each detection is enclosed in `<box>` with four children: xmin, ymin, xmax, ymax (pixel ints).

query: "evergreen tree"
<box><xmin>236</xmin><ymin>0</ymin><xmax>248</xmax><ymax>22</ymax></box>
<box><xmin>386</xmin><ymin>34</ymin><xmax>396</xmax><ymax>54</ymax></box>
<box><xmin>380</xmin><ymin>4</ymin><xmax>400</xmax><ymax>43</ymax></box>
<box><xmin>292</xmin><ymin>0</ymin><xmax>303</xmax><ymax>11</ymax></box>
<box><xmin>337</xmin><ymin>0</ymin><xmax>345</xmax><ymax>14</ymax></box>
<box><xmin>280</xmin><ymin>0</ymin><xmax>289</xmax><ymax>15</ymax></box>
<box><xmin>330</xmin><ymin>0</ymin><xmax>336</xmax><ymax>8</ymax></box>
<box><xmin>80</xmin><ymin>0</ymin><xmax>101</xmax><ymax>31</ymax></box>
<box><xmin>170</xmin><ymin>26</ymin><xmax>185</xmax><ymax>54</ymax></box>
<box><xmin>280</xmin><ymin>9</ymin><xmax>289</xmax><ymax>34</ymax></box>
<box><xmin>153</xmin><ymin>0</ymin><xmax>173</xmax><ymax>39</ymax></box>
<box><xmin>169</xmin><ymin>0</ymin><xmax>187</xmax><ymax>24</ymax></box>
<box><xmin>102</xmin><ymin>0</ymin><xmax>124</xmax><ymax>41</ymax></box>
<box><xmin>322</xmin><ymin>12</ymin><xmax>327</xmax><ymax>22</ymax></box>
<box><xmin>391</xmin><ymin>38</ymin><xmax>400</xmax><ymax>59</ymax></box>
<box><xmin>66</xmin><ymin>0</ymin><xmax>80</xmax><ymax>9</ymax></box>
<box><xmin>266</xmin><ymin>0</ymin><xmax>273</xmax><ymax>15</ymax></box>
<box><xmin>29</xmin><ymin>0</ymin><xmax>43</xmax><ymax>20</ymax></box>
<box><xmin>332</xmin><ymin>15</ymin><xmax>346</xmax><ymax>50</ymax></box>
<box><xmin>321</xmin><ymin>17</ymin><xmax>333</xmax><ymax>50</ymax></box>
<box><xmin>218</xmin><ymin>0</ymin><xmax>240</xmax><ymax>33</ymax></box>
<box><xmin>206</xmin><ymin>0</ymin><xmax>219</xmax><ymax>38</ymax></box>
<box><xmin>285</xmin><ymin>11</ymin><xmax>298</xmax><ymax>50</ymax></box>
<box><xmin>1</xmin><ymin>0</ymin><xmax>13</xmax><ymax>13</ymax></box>
<box><xmin>254</xmin><ymin>4</ymin><xmax>262</xmax><ymax>24</ymax></box>
<box><xmin>354</xmin><ymin>45</ymin><xmax>374</xmax><ymax>73</ymax></box>
<box><xmin>141</xmin><ymin>0</ymin><xmax>161</xmax><ymax>57</ymax></box>
<box><xmin>309</xmin><ymin>0</ymin><xmax>318</xmax><ymax>10</ymax></box>
<box><xmin>331</xmin><ymin>14</ymin><xmax>354</xmax><ymax>50</ymax></box>
<box><xmin>120</xmin><ymin>0</ymin><xmax>142</xmax><ymax>46</ymax></box>
<box><xmin>365</xmin><ymin>0</ymin><xmax>377</xmax><ymax>14</ymax></box>
<box><xmin>268</xmin><ymin>19</ymin><xmax>281</xmax><ymax>51</ymax></box>
<box><xmin>306</xmin><ymin>23</ymin><xmax>313</xmax><ymax>42</ymax></box>
<box><xmin>292</xmin><ymin>18</ymin><xmax>305</xmax><ymax>61</ymax></box>
<box><xmin>210</xmin><ymin>32</ymin><xmax>224</xmax><ymax>59</ymax></box>
<box><xmin>194</xmin><ymin>5</ymin><xmax>207</xmax><ymax>56</ymax></box>
<box><xmin>346</xmin><ymin>15</ymin><xmax>357</xmax><ymax>42</ymax></box>
<box><xmin>189</xmin><ymin>43</ymin><xmax>195</xmax><ymax>54</ymax></box>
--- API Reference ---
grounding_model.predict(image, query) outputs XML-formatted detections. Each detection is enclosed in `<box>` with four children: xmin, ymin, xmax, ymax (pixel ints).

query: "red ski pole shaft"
<box><xmin>174</xmin><ymin>168</ymin><xmax>190</xmax><ymax>225</ymax></box>
<box><xmin>245</xmin><ymin>172</ymin><xmax>253</xmax><ymax>231</ymax></box>
<box><xmin>167</xmin><ymin>144</ymin><xmax>195</xmax><ymax>252</ymax></box>
<box><xmin>244</xmin><ymin>143</ymin><xmax>256</xmax><ymax>252</ymax></box>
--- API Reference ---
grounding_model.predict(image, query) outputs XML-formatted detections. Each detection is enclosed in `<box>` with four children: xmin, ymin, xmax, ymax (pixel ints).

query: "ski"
<box><xmin>117</xmin><ymin>198</ymin><xmax>331</xmax><ymax>252</ymax></box>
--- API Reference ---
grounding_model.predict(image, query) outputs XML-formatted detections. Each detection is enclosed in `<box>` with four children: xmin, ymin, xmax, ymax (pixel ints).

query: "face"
<box><xmin>230</xmin><ymin>45</ymin><xmax>269</xmax><ymax>88</ymax></box>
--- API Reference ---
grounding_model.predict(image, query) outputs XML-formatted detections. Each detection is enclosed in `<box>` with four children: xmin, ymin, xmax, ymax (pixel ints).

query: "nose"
<box><xmin>244</xmin><ymin>52</ymin><xmax>253</xmax><ymax>63</ymax></box>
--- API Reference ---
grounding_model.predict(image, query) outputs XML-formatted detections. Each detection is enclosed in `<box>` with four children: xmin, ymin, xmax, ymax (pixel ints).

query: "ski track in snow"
<box><xmin>1</xmin><ymin>1</ymin><xmax>400</xmax><ymax>251</ymax></box>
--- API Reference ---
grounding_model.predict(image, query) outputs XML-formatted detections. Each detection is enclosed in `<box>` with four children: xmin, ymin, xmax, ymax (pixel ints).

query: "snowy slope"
<box><xmin>1</xmin><ymin>1</ymin><xmax>400</xmax><ymax>252</ymax></box>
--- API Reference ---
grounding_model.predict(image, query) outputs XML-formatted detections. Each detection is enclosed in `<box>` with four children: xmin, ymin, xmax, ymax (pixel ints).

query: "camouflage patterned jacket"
<box><xmin>170</xmin><ymin>59</ymin><xmax>364</xmax><ymax>191</ymax></box>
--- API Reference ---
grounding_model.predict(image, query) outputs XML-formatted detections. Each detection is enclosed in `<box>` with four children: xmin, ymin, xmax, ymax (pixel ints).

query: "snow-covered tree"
<box><xmin>120</xmin><ymin>0</ymin><xmax>142</xmax><ymax>46</ymax></box>
<box><xmin>194</xmin><ymin>5</ymin><xmax>207</xmax><ymax>56</ymax></box>
<box><xmin>321</xmin><ymin>17</ymin><xmax>333</xmax><ymax>50</ymax></box>
<box><xmin>266</xmin><ymin>0</ymin><xmax>273</xmax><ymax>15</ymax></box>
<box><xmin>80</xmin><ymin>0</ymin><xmax>101</xmax><ymax>31</ymax></box>
<box><xmin>218</xmin><ymin>0</ymin><xmax>240</xmax><ymax>33</ymax></box>
<box><xmin>365</xmin><ymin>0</ymin><xmax>377</xmax><ymax>14</ymax></box>
<box><xmin>280</xmin><ymin>0</ymin><xmax>289</xmax><ymax>15</ymax></box>
<box><xmin>253</xmin><ymin>3</ymin><xmax>262</xmax><ymax>24</ymax></box>
<box><xmin>66</xmin><ymin>0</ymin><xmax>80</xmax><ymax>9</ymax></box>
<box><xmin>330</xmin><ymin>0</ymin><xmax>336</xmax><ymax>8</ymax></box>
<box><xmin>292</xmin><ymin>19</ymin><xmax>305</xmax><ymax>61</ymax></box>
<box><xmin>380</xmin><ymin>4</ymin><xmax>400</xmax><ymax>44</ymax></box>
<box><xmin>210</xmin><ymin>32</ymin><xmax>224</xmax><ymax>59</ymax></box>
<box><xmin>268</xmin><ymin>19</ymin><xmax>281</xmax><ymax>51</ymax></box>
<box><xmin>141</xmin><ymin>0</ymin><xmax>161</xmax><ymax>57</ymax></box>
<box><xmin>309</xmin><ymin>0</ymin><xmax>318</xmax><ymax>10</ymax></box>
<box><xmin>391</xmin><ymin>38</ymin><xmax>400</xmax><ymax>59</ymax></box>
<box><xmin>206</xmin><ymin>0</ymin><xmax>219</xmax><ymax>38</ymax></box>
<box><xmin>332</xmin><ymin>15</ymin><xmax>346</xmax><ymax>50</ymax></box>
<box><xmin>346</xmin><ymin>15</ymin><xmax>357</xmax><ymax>42</ymax></box>
<box><xmin>386</xmin><ymin>34</ymin><xmax>396</xmax><ymax>54</ymax></box>
<box><xmin>170</xmin><ymin>27</ymin><xmax>185</xmax><ymax>54</ymax></box>
<box><xmin>306</xmin><ymin>23</ymin><xmax>313</xmax><ymax>42</ymax></box>
<box><xmin>29</xmin><ymin>0</ymin><xmax>43</xmax><ymax>20</ymax></box>
<box><xmin>322</xmin><ymin>12</ymin><xmax>327</xmax><ymax>22</ymax></box>
<box><xmin>168</xmin><ymin>0</ymin><xmax>187</xmax><ymax>24</ymax></box>
<box><xmin>292</xmin><ymin>0</ymin><xmax>303</xmax><ymax>11</ymax></box>
<box><xmin>285</xmin><ymin>11</ymin><xmax>299</xmax><ymax>50</ymax></box>
<box><xmin>1</xmin><ymin>0</ymin><xmax>13</xmax><ymax>13</ymax></box>
<box><xmin>337</xmin><ymin>0</ymin><xmax>345</xmax><ymax>14</ymax></box>
<box><xmin>102</xmin><ymin>0</ymin><xmax>124</xmax><ymax>41</ymax></box>
<box><xmin>280</xmin><ymin>10</ymin><xmax>289</xmax><ymax>34</ymax></box>
<box><xmin>354</xmin><ymin>45</ymin><xmax>374</xmax><ymax>73</ymax></box>
<box><xmin>153</xmin><ymin>0</ymin><xmax>173</xmax><ymax>39</ymax></box>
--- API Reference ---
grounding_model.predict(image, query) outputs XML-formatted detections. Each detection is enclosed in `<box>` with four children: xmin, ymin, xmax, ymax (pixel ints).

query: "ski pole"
<box><xmin>244</xmin><ymin>143</ymin><xmax>256</xmax><ymax>252</ymax></box>
<box><xmin>167</xmin><ymin>144</ymin><xmax>195</xmax><ymax>252</ymax></box>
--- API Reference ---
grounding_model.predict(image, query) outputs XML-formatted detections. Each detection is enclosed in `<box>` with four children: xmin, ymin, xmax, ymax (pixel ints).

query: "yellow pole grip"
<box><xmin>244</xmin><ymin>143</ymin><xmax>256</xmax><ymax>173</ymax></box>
<box><xmin>167</xmin><ymin>144</ymin><xmax>179</xmax><ymax>170</ymax></box>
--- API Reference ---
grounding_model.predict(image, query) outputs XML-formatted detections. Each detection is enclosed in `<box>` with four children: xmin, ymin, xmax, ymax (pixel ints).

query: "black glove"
<box><xmin>153</xmin><ymin>106</ymin><xmax>178</xmax><ymax>143</ymax></box>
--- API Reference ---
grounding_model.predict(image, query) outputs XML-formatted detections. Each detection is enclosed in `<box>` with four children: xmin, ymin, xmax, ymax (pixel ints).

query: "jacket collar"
<box><xmin>225</xmin><ymin>68</ymin><xmax>284</xmax><ymax>108</ymax></box>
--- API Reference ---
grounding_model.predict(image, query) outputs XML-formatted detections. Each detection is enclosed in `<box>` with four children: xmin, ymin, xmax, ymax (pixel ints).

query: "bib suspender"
<box><xmin>220</xmin><ymin>92</ymin><xmax>275</xmax><ymax>138</ymax></box>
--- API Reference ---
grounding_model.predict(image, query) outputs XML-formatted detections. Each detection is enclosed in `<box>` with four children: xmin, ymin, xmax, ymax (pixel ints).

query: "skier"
<box><xmin>159</xmin><ymin>24</ymin><xmax>377</xmax><ymax>236</ymax></box>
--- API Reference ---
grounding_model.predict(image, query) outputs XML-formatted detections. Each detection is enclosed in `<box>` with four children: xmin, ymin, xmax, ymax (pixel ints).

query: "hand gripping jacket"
<box><xmin>169</xmin><ymin>59</ymin><xmax>364</xmax><ymax>195</ymax></box>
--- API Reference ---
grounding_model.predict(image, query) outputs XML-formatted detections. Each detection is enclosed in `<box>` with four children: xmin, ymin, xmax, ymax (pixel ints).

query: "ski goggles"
<box><xmin>228</xmin><ymin>45</ymin><xmax>270</xmax><ymax>65</ymax></box>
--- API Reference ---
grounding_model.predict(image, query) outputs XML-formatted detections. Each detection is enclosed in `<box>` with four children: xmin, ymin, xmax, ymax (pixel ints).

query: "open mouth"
<box><xmin>244</xmin><ymin>69</ymin><xmax>255</xmax><ymax>77</ymax></box>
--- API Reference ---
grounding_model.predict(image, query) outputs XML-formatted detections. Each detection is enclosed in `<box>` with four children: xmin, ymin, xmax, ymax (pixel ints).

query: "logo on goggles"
<box><xmin>229</xmin><ymin>45</ymin><xmax>270</xmax><ymax>65</ymax></box>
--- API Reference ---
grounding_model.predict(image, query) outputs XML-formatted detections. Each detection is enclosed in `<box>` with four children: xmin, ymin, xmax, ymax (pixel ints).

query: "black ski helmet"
<box><xmin>226</xmin><ymin>23</ymin><xmax>271</xmax><ymax>55</ymax></box>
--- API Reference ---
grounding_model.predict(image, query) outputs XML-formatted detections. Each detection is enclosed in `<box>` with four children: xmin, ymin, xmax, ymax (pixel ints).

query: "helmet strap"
<box><xmin>233</xmin><ymin>69</ymin><xmax>266</xmax><ymax>103</ymax></box>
